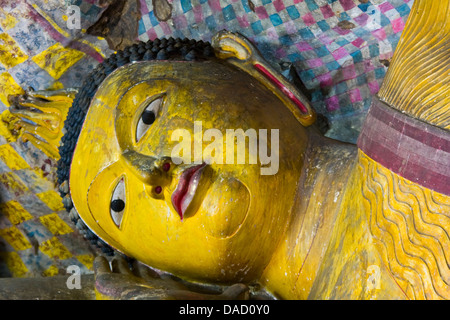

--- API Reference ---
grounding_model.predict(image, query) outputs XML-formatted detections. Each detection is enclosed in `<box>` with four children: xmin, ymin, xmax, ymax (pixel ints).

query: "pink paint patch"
<box><xmin>284</xmin><ymin>20</ymin><xmax>297</xmax><ymax>34</ymax></box>
<box><xmin>266</xmin><ymin>27</ymin><xmax>278</xmax><ymax>42</ymax></box>
<box><xmin>378</xmin><ymin>2</ymin><xmax>394</xmax><ymax>13</ymax></box>
<box><xmin>320</xmin><ymin>5</ymin><xmax>334</xmax><ymax>19</ymax></box>
<box><xmin>318</xmin><ymin>73</ymin><xmax>333</xmax><ymax>88</ymax></box>
<box><xmin>392</xmin><ymin>17</ymin><xmax>405</xmax><ymax>33</ymax></box>
<box><xmin>193</xmin><ymin>5</ymin><xmax>203</xmax><ymax>23</ymax></box>
<box><xmin>302</xmin><ymin>12</ymin><xmax>316</xmax><ymax>26</ymax></box>
<box><xmin>326</xmin><ymin>95</ymin><xmax>340</xmax><ymax>111</ymax></box>
<box><xmin>352</xmin><ymin>37</ymin><xmax>365</xmax><ymax>48</ymax></box>
<box><xmin>319</xmin><ymin>34</ymin><xmax>333</xmax><ymax>45</ymax></box>
<box><xmin>147</xmin><ymin>28</ymin><xmax>158</xmax><ymax>41</ymax></box>
<box><xmin>342</xmin><ymin>65</ymin><xmax>356</xmax><ymax>80</ymax></box>
<box><xmin>354</xmin><ymin>13</ymin><xmax>369</xmax><ymax>26</ymax></box>
<box><xmin>296</xmin><ymin>41</ymin><xmax>313</xmax><ymax>52</ymax></box>
<box><xmin>349</xmin><ymin>88</ymin><xmax>362</xmax><ymax>103</ymax></box>
<box><xmin>159</xmin><ymin>21</ymin><xmax>172</xmax><ymax>35</ymax></box>
<box><xmin>139</xmin><ymin>0</ymin><xmax>149</xmax><ymax>15</ymax></box>
<box><xmin>308</xmin><ymin>58</ymin><xmax>324</xmax><ymax>68</ymax></box>
<box><xmin>339</xmin><ymin>0</ymin><xmax>356</xmax><ymax>11</ymax></box>
<box><xmin>368</xmin><ymin>81</ymin><xmax>380</xmax><ymax>95</ymax></box>
<box><xmin>273</xmin><ymin>0</ymin><xmax>285</xmax><ymax>12</ymax></box>
<box><xmin>372</xmin><ymin>28</ymin><xmax>387</xmax><ymax>41</ymax></box>
<box><xmin>173</xmin><ymin>15</ymin><xmax>188</xmax><ymax>29</ymax></box>
<box><xmin>255</xmin><ymin>6</ymin><xmax>269</xmax><ymax>19</ymax></box>
<box><xmin>294</xmin><ymin>0</ymin><xmax>303</xmax><ymax>3</ymax></box>
<box><xmin>333</xmin><ymin>26</ymin><xmax>351</xmax><ymax>35</ymax></box>
<box><xmin>236</xmin><ymin>15</ymin><xmax>249</xmax><ymax>28</ymax></box>
<box><xmin>208</xmin><ymin>0</ymin><xmax>222</xmax><ymax>12</ymax></box>
<box><xmin>332</xmin><ymin>47</ymin><xmax>348</xmax><ymax>60</ymax></box>
<box><xmin>275</xmin><ymin>48</ymin><xmax>287</xmax><ymax>59</ymax></box>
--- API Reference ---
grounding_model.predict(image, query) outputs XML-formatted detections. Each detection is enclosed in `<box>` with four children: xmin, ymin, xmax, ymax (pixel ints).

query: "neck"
<box><xmin>260</xmin><ymin>129</ymin><xmax>357</xmax><ymax>299</ymax></box>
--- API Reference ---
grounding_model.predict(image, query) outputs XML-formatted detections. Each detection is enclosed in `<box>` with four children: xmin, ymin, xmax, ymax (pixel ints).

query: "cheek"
<box><xmin>200</xmin><ymin>176</ymin><xmax>250</xmax><ymax>239</ymax></box>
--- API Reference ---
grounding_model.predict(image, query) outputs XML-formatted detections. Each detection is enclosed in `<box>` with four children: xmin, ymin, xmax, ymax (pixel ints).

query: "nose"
<box><xmin>122</xmin><ymin>151</ymin><xmax>174</xmax><ymax>197</ymax></box>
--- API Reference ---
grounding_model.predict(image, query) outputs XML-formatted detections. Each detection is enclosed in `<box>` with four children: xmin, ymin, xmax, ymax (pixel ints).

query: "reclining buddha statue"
<box><xmin>3</xmin><ymin>0</ymin><xmax>449</xmax><ymax>300</ymax></box>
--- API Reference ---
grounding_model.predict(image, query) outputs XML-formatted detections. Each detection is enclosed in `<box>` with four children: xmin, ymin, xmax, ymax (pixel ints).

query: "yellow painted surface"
<box><xmin>0</xmin><ymin>252</ymin><xmax>28</xmax><ymax>277</ymax></box>
<box><xmin>0</xmin><ymin>33</ymin><xmax>28</xmax><ymax>69</ymax></box>
<box><xmin>32</xmin><ymin>42</ymin><xmax>85</xmax><ymax>80</ymax></box>
<box><xmin>0</xmin><ymin>226</ymin><xmax>32</xmax><ymax>251</ymax></box>
<box><xmin>0</xmin><ymin>72</ymin><xmax>24</xmax><ymax>106</ymax></box>
<box><xmin>260</xmin><ymin>148</ymin><xmax>449</xmax><ymax>300</ymax></box>
<box><xmin>0</xmin><ymin>8</ymin><xmax>18</xmax><ymax>31</ymax></box>
<box><xmin>42</xmin><ymin>265</ymin><xmax>59</xmax><ymax>277</ymax></box>
<box><xmin>358</xmin><ymin>151</ymin><xmax>450</xmax><ymax>300</ymax></box>
<box><xmin>0</xmin><ymin>143</ymin><xmax>30</xmax><ymax>170</ymax></box>
<box><xmin>5</xmin><ymin>89</ymin><xmax>74</xmax><ymax>159</ymax></box>
<box><xmin>76</xmin><ymin>254</ymin><xmax>95</xmax><ymax>271</ymax></box>
<box><xmin>39</xmin><ymin>237</ymin><xmax>72</xmax><ymax>260</ymax></box>
<box><xmin>39</xmin><ymin>213</ymin><xmax>73</xmax><ymax>235</ymax></box>
<box><xmin>0</xmin><ymin>200</ymin><xmax>33</xmax><ymax>225</ymax></box>
<box><xmin>0</xmin><ymin>172</ymin><xmax>28</xmax><ymax>196</ymax></box>
<box><xmin>36</xmin><ymin>190</ymin><xmax>65</xmax><ymax>212</ymax></box>
<box><xmin>378</xmin><ymin>0</ymin><xmax>450</xmax><ymax>129</ymax></box>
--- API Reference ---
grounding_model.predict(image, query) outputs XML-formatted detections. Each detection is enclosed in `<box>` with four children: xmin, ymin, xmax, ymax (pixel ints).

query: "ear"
<box><xmin>212</xmin><ymin>31</ymin><xmax>316</xmax><ymax>127</ymax></box>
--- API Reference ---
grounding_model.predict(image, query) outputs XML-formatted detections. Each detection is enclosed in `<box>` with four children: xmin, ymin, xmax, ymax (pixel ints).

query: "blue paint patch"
<box><xmin>286</xmin><ymin>6</ymin><xmax>300</xmax><ymax>20</ymax></box>
<box><xmin>251</xmin><ymin>20</ymin><xmax>264</xmax><ymax>34</ymax></box>
<box><xmin>223</xmin><ymin>5</ymin><xmax>236</xmax><ymax>22</ymax></box>
<box><xmin>270</xmin><ymin>13</ymin><xmax>283</xmax><ymax>27</ymax></box>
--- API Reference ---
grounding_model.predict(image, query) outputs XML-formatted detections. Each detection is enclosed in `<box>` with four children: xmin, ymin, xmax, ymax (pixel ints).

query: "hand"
<box><xmin>94</xmin><ymin>255</ymin><xmax>250</xmax><ymax>300</ymax></box>
<box><xmin>4</xmin><ymin>88</ymin><xmax>76</xmax><ymax>159</ymax></box>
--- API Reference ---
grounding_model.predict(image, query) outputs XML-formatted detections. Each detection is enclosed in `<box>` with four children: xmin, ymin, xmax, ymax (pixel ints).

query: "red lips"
<box><xmin>171</xmin><ymin>163</ymin><xmax>206</xmax><ymax>220</ymax></box>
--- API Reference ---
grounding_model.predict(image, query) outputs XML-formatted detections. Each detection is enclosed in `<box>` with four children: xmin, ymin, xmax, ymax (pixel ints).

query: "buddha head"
<box><xmin>60</xmin><ymin>32</ymin><xmax>316</xmax><ymax>283</ymax></box>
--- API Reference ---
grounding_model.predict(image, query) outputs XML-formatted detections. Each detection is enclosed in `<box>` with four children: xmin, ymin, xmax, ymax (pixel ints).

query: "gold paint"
<box><xmin>0</xmin><ymin>72</ymin><xmax>24</xmax><ymax>107</ymax></box>
<box><xmin>39</xmin><ymin>213</ymin><xmax>73</xmax><ymax>235</ymax></box>
<box><xmin>378</xmin><ymin>0</ymin><xmax>450</xmax><ymax>129</ymax></box>
<box><xmin>0</xmin><ymin>226</ymin><xmax>32</xmax><ymax>251</ymax></box>
<box><xmin>358</xmin><ymin>150</ymin><xmax>450</xmax><ymax>300</ymax></box>
<box><xmin>76</xmin><ymin>254</ymin><xmax>95</xmax><ymax>270</ymax></box>
<box><xmin>0</xmin><ymin>201</ymin><xmax>33</xmax><ymax>225</ymax></box>
<box><xmin>0</xmin><ymin>172</ymin><xmax>28</xmax><ymax>196</ymax></box>
<box><xmin>36</xmin><ymin>190</ymin><xmax>65</xmax><ymax>212</ymax></box>
<box><xmin>39</xmin><ymin>237</ymin><xmax>72</xmax><ymax>260</ymax></box>
<box><xmin>42</xmin><ymin>265</ymin><xmax>59</xmax><ymax>277</ymax></box>
<box><xmin>0</xmin><ymin>143</ymin><xmax>30</xmax><ymax>170</ymax></box>
<box><xmin>32</xmin><ymin>43</ymin><xmax>85</xmax><ymax>80</ymax></box>
<box><xmin>0</xmin><ymin>33</ymin><xmax>28</xmax><ymax>69</ymax></box>
<box><xmin>0</xmin><ymin>8</ymin><xmax>18</xmax><ymax>31</ymax></box>
<box><xmin>0</xmin><ymin>252</ymin><xmax>28</xmax><ymax>277</ymax></box>
<box><xmin>6</xmin><ymin>89</ymin><xmax>75</xmax><ymax>159</ymax></box>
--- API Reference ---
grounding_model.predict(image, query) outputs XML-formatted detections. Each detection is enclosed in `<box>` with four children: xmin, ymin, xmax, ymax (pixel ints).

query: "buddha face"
<box><xmin>70</xmin><ymin>60</ymin><xmax>308</xmax><ymax>283</ymax></box>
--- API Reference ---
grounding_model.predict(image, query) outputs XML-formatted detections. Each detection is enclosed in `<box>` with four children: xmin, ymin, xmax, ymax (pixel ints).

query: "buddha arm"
<box><xmin>260</xmin><ymin>129</ymin><xmax>359</xmax><ymax>299</ymax></box>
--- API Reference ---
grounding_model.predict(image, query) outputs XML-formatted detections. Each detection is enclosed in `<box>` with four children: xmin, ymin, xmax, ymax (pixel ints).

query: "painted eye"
<box><xmin>110</xmin><ymin>178</ymin><xmax>125</xmax><ymax>227</ymax></box>
<box><xmin>136</xmin><ymin>97</ymin><xmax>163</xmax><ymax>142</ymax></box>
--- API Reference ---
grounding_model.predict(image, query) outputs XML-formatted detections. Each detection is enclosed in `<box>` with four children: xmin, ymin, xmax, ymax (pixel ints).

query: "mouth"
<box><xmin>171</xmin><ymin>163</ymin><xmax>207</xmax><ymax>220</ymax></box>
